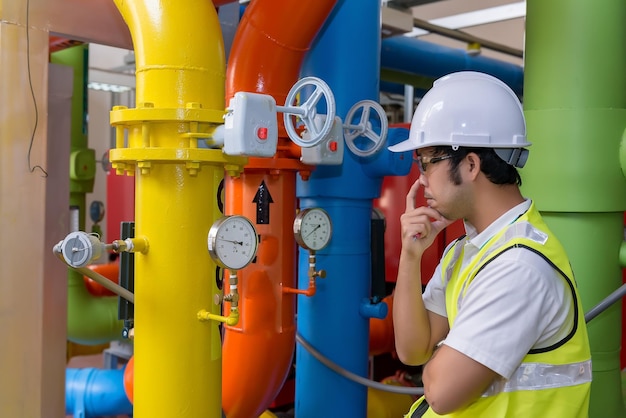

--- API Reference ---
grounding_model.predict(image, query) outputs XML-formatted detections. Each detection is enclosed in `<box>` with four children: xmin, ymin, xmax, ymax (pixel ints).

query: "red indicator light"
<box><xmin>257</xmin><ymin>127</ymin><xmax>268</xmax><ymax>140</ymax></box>
<box><xmin>328</xmin><ymin>141</ymin><xmax>338</xmax><ymax>152</ymax></box>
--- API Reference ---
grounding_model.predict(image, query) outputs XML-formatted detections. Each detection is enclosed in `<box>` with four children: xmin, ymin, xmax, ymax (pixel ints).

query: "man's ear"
<box><xmin>465</xmin><ymin>153</ymin><xmax>481</xmax><ymax>179</ymax></box>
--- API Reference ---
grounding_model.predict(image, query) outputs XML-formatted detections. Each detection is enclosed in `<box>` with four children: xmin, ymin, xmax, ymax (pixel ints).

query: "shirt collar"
<box><xmin>464</xmin><ymin>199</ymin><xmax>532</xmax><ymax>249</ymax></box>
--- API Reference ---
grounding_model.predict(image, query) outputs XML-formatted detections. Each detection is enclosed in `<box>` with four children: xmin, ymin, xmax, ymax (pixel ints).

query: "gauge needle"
<box><xmin>221</xmin><ymin>239</ymin><xmax>243</xmax><ymax>246</ymax></box>
<box><xmin>305</xmin><ymin>224</ymin><xmax>320</xmax><ymax>238</ymax></box>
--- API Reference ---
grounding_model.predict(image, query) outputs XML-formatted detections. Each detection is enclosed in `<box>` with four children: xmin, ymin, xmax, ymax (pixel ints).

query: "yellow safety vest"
<box><xmin>406</xmin><ymin>202</ymin><xmax>592</xmax><ymax>418</ymax></box>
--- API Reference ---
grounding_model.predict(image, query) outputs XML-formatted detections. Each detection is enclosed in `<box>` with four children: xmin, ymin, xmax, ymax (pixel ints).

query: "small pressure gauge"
<box><xmin>208</xmin><ymin>215</ymin><xmax>258</xmax><ymax>270</ymax></box>
<box><xmin>89</xmin><ymin>200</ymin><xmax>105</xmax><ymax>224</ymax></box>
<box><xmin>61</xmin><ymin>231</ymin><xmax>104</xmax><ymax>268</ymax></box>
<box><xmin>293</xmin><ymin>207</ymin><xmax>332</xmax><ymax>251</ymax></box>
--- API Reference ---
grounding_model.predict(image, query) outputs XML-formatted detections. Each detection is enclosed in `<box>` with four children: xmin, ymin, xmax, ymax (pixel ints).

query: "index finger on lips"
<box><xmin>405</xmin><ymin>179</ymin><xmax>421</xmax><ymax>212</ymax></box>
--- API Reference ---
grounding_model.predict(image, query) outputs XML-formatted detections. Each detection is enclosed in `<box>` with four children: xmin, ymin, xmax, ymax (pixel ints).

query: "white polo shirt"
<box><xmin>422</xmin><ymin>199</ymin><xmax>575</xmax><ymax>379</ymax></box>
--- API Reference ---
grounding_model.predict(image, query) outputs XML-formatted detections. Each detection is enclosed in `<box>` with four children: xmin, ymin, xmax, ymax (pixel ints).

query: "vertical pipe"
<box><xmin>524</xmin><ymin>1</ymin><xmax>626</xmax><ymax>417</ymax></box>
<box><xmin>51</xmin><ymin>45</ymin><xmax>123</xmax><ymax>344</ymax></box>
<box><xmin>223</xmin><ymin>172</ymin><xmax>297</xmax><ymax>417</ymax></box>
<box><xmin>223</xmin><ymin>1</ymin><xmax>336</xmax><ymax>416</ymax></box>
<box><xmin>296</xmin><ymin>0</ymin><xmax>381</xmax><ymax>416</ymax></box>
<box><xmin>111</xmin><ymin>1</ymin><xmax>233</xmax><ymax>417</ymax></box>
<box><xmin>133</xmin><ymin>161</ymin><xmax>224</xmax><ymax>418</ymax></box>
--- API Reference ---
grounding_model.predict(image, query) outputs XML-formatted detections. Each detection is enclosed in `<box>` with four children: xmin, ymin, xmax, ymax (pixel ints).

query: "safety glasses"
<box><xmin>414</xmin><ymin>153</ymin><xmax>453</xmax><ymax>175</ymax></box>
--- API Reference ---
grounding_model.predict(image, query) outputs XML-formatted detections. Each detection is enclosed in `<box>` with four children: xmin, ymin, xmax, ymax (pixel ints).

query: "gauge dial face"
<box><xmin>294</xmin><ymin>208</ymin><xmax>332</xmax><ymax>251</ymax></box>
<box><xmin>208</xmin><ymin>215</ymin><xmax>258</xmax><ymax>270</ymax></box>
<box><xmin>61</xmin><ymin>231</ymin><xmax>94</xmax><ymax>268</ymax></box>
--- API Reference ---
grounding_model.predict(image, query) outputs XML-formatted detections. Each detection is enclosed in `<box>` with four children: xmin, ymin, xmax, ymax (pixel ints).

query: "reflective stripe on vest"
<box><xmin>483</xmin><ymin>359</ymin><xmax>592</xmax><ymax>397</ymax></box>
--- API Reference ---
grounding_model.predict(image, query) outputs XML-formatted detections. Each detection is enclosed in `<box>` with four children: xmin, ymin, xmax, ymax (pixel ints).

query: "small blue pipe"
<box><xmin>66</xmin><ymin>368</ymin><xmax>133</xmax><ymax>417</ymax></box>
<box><xmin>360</xmin><ymin>298</ymin><xmax>388</xmax><ymax>319</ymax></box>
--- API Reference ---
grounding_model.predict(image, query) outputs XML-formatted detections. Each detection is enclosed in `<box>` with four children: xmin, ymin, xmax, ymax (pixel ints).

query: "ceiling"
<box><xmin>87</xmin><ymin>0</ymin><xmax>527</xmax><ymax>93</ymax></box>
<box><xmin>386</xmin><ymin>0</ymin><xmax>526</xmax><ymax>67</ymax></box>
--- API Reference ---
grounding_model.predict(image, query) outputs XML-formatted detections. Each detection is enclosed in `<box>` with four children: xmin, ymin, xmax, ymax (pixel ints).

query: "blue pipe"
<box><xmin>295</xmin><ymin>0</ymin><xmax>402</xmax><ymax>416</ymax></box>
<box><xmin>66</xmin><ymin>368</ymin><xmax>133</xmax><ymax>417</ymax></box>
<box><xmin>380</xmin><ymin>36</ymin><xmax>524</xmax><ymax>97</ymax></box>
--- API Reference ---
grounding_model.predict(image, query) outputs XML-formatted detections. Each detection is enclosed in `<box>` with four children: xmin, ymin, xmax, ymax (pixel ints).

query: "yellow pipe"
<box><xmin>110</xmin><ymin>237</ymin><xmax>150</xmax><ymax>254</ymax></box>
<box><xmin>199</xmin><ymin>272</ymin><xmax>240</xmax><ymax>326</ymax></box>
<box><xmin>114</xmin><ymin>0</ymin><xmax>225</xmax><ymax>110</ymax></box>
<box><xmin>198</xmin><ymin>309</ymin><xmax>240</xmax><ymax>327</ymax></box>
<box><xmin>110</xmin><ymin>1</ymin><xmax>246</xmax><ymax>417</ymax></box>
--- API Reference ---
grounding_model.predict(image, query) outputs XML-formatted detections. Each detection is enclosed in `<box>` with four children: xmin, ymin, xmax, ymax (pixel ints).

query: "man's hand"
<box><xmin>401</xmin><ymin>179</ymin><xmax>453</xmax><ymax>256</ymax></box>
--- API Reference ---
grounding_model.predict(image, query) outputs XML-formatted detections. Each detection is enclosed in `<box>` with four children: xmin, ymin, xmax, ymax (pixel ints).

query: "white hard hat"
<box><xmin>388</xmin><ymin>71</ymin><xmax>531</xmax><ymax>167</ymax></box>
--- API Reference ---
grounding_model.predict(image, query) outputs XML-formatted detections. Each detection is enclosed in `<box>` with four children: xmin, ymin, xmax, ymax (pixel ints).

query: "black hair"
<box><xmin>431</xmin><ymin>146</ymin><xmax>522</xmax><ymax>186</ymax></box>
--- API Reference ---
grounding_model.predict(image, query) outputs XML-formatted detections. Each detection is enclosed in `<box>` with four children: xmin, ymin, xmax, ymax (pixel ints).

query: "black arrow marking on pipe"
<box><xmin>253</xmin><ymin>180</ymin><xmax>273</xmax><ymax>224</ymax></box>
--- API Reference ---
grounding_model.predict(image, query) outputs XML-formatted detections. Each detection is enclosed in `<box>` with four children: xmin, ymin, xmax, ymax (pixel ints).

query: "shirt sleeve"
<box><xmin>441</xmin><ymin>248</ymin><xmax>571</xmax><ymax>379</ymax></box>
<box><xmin>422</xmin><ymin>263</ymin><xmax>447</xmax><ymax>318</ymax></box>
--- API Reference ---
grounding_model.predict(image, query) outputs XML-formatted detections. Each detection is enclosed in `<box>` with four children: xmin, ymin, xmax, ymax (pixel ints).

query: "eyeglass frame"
<box><xmin>413</xmin><ymin>153</ymin><xmax>454</xmax><ymax>175</ymax></box>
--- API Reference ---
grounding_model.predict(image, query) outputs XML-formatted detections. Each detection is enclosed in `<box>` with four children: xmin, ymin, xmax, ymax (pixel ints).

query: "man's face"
<box><xmin>416</xmin><ymin>147</ymin><xmax>471</xmax><ymax>221</ymax></box>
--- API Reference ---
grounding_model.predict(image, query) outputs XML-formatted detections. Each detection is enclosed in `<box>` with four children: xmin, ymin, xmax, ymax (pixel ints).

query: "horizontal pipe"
<box><xmin>411</xmin><ymin>17</ymin><xmax>524</xmax><ymax>58</ymax></box>
<box><xmin>380</xmin><ymin>36</ymin><xmax>524</xmax><ymax>96</ymax></box>
<box><xmin>66</xmin><ymin>368</ymin><xmax>133</xmax><ymax>417</ymax></box>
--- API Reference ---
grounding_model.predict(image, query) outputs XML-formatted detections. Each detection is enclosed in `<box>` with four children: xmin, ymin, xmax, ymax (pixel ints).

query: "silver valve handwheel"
<box><xmin>280</xmin><ymin>77</ymin><xmax>336</xmax><ymax>148</ymax></box>
<box><xmin>343</xmin><ymin>99</ymin><xmax>388</xmax><ymax>157</ymax></box>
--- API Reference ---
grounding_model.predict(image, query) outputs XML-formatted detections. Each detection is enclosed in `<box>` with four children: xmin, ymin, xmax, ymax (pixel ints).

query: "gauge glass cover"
<box><xmin>294</xmin><ymin>208</ymin><xmax>332</xmax><ymax>251</ymax></box>
<box><xmin>62</xmin><ymin>231</ymin><xmax>94</xmax><ymax>268</ymax></box>
<box><xmin>208</xmin><ymin>216</ymin><xmax>258</xmax><ymax>270</ymax></box>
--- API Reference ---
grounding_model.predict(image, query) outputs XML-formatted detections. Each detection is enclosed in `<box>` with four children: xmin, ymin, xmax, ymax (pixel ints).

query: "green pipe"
<box><xmin>50</xmin><ymin>45</ymin><xmax>123</xmax><ymax>344</ymax></box>
<box><xmin>524</xmin><ymin>0</ymin><xmax>626</xmax><ymax>416</ymax></box>
<box><xmin>67</xmin><ymin>274</ymin><xmax>124</xmax><ymax>344</ymax></box>
<box><xmin>380</xmin><ymin>68</ymin><xmax>434</xmax><ymax>91</ymax></box>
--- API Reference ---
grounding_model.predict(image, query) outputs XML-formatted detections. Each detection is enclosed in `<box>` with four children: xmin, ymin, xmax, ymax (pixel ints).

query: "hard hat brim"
<box><xmin>387</xmin><ymin>138</ymin><xmax>421</xmax><ymax>153</ymax></box>
<box><xmin>388</xmin><ymin>137</ymin><xmax>532</xmax><ymax>153</ymax></box>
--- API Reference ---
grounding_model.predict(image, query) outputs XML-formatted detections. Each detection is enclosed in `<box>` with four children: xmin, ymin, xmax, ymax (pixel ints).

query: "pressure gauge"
<box><xmin>208</xmin><ymin>215</ymin><xmax>258</xmax><ymax>270</ymax></box>
<box><xmin>61</xmin><ymin>231</ymin><xmax>104</xmax><ymax>268</ymax></box>
<box><xmin>293</xmin><ymin>207</ymin><xmax>332</xmax><ymax>251</ymax></box>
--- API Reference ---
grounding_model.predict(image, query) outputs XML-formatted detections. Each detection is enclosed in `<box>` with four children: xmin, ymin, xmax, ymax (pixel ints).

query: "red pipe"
<box><xmin>222</xmin><ymin>1</ymin><xmax>336</xmax><ymax>417</ymax></box>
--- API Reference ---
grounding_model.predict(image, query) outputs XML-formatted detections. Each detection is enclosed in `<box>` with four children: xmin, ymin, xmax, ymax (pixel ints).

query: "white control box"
<box><xmin>300</xmin><ymin>116</ymin><xmax>344</xmax><ymax>165</ymax></box>
<box><xmin>223</xmin><ymin>92</ymin><xmax>278</xmax><ymax>157</ymax></box>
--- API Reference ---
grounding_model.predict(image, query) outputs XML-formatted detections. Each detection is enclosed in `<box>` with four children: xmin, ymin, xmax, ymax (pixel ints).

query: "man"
<box><xmin>388</xmin><ymin>71</ymin><xmax>591</xmax><ymax>417</ymax></box>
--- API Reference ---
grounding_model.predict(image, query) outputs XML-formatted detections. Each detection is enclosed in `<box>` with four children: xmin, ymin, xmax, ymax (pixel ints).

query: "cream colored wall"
<box><xmin>0</xmin><ymin>0</ymin><xmax>133</xmax><ymax>415</ymax></box>
<box><xmin>0</xmin><ymin>1</ymin><xmax>63</xmax><ymax>414</ymax></box>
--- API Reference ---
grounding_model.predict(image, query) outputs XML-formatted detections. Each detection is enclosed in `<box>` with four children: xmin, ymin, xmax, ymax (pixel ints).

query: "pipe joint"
<box><xmin>283</xmin><ymin>252</ymin><xmax>327</xmax><ymax>296</ymax></box>
<box><xmin>111</xmin><ymin>236</ymin><xmax>149</xmax><ymax>254</ymax></box>
<box><xmin>197</xmin><ymin>308</ymin><xmax>240</xmax><ymax>326</ymax></box>
<box><xmin>359</xmin><ymin>298</ymin><xmax>389</xmax><ymax>320</ymax></box>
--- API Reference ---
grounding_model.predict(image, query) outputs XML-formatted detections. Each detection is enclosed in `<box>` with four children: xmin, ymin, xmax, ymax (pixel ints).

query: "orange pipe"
<box><xmin>123</xmin><ymin>355</ymin><xmax>135</xmax><ymax>404</ymax></box>
<box><xmin>222</xmin><ymin>1</ymin><xmax>336</xmax><ymax>416</ymax></box>
<box><xmin>283</xmin><ymin>253</ymin><xmax>325</xmax><ymax>297</ymax></box>
<box><xmin>225</xmin><ymin>0</ymin><xmax>336</xmax><ymax>121</ymax></box>
<box><xmin>83</xmin><ymin>262</ymin><xmax>120</xmax><ymax>297</ymax></box>
<box><xmin>223</xmin><ymin>172</ymin><xmax>297</xmax><ymax>417</ymax></box>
